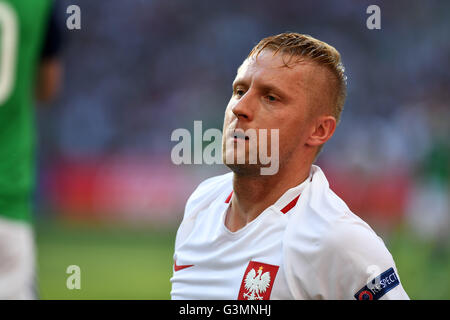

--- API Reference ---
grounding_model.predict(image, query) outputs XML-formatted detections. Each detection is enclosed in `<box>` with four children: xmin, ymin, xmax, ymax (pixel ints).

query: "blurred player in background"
<box><xmin>0</xmin><ymin>0</ymin><xmax>62</xmax><ymax>299</ymax></box>
<box><xmin>171</xmin><ymin>33</ymin><xmax>409</xmax><ymax>300</ymax></box>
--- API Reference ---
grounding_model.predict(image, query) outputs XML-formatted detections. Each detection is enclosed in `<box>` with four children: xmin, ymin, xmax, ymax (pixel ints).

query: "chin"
<box><xmin>224</xmin><ymin>162</ymin><xmax>265</xmax><ymax>177</ymax></box>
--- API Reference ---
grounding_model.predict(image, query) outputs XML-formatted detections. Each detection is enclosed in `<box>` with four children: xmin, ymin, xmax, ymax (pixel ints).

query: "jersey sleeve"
<box><xmin>323</xmin><ymin>221</ymin><xmax>409</xmax><ymax>300</ymax></box>
<box><xmin>284</xmin><ymin>218</ymin><xmax>410</xmax><ymax>300</ymax></box>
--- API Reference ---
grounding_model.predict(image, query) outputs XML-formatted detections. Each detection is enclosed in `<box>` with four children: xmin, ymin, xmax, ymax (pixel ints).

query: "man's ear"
<box><xmin>305</xmin><ymin>115</ymin><xmax>337</xmax><ymax>147</ymax></box>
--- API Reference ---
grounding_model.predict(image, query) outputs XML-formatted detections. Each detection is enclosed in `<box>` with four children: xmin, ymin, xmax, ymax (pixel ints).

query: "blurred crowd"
<box><xmin>36</xmin><ymin>0</ymin><xmax>449</xmax><ymax>239</ymax></box>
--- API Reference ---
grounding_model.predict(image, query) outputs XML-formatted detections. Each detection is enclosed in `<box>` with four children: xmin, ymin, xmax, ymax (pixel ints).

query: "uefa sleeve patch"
<box><xmin>354</xmin><ymin>267</ymin><xmax>400</xmax><ymax>300</ymax></box>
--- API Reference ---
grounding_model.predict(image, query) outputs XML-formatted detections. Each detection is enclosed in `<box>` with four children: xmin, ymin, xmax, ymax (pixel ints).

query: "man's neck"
<box><xmin>225</xmin><ymin>163</ymin><xmax>311</xmax><ymax>232</ymax></box>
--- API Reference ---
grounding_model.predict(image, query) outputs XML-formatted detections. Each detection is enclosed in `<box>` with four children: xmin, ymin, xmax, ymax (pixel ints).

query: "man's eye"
<box><xmin>235</xmin><ymin>89</ymin><xmax>245</xmax><ymax>97</ymax></box>
<box><xmin>266</xmin><ymin>95</ymin><xmax>277</xmax><ymax>102</ymax></box>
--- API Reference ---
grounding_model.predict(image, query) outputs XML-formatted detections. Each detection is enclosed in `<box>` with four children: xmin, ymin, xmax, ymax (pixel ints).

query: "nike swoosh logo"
<box><xmin>174</xmin><ymin>260</ymin><xmax>194</xmax><ymax>272</ymax></box>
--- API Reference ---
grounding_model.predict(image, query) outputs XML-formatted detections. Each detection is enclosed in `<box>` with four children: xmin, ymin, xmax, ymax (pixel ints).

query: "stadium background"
<box><xmin>34</xmin><ymin>0</ymin><xmax>449</xmax><ymax>299</ymax></box>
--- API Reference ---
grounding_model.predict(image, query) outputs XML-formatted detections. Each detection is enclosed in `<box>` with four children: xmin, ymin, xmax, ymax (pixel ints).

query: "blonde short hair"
<box><xmin>248</xmin><ymin>32</ymin><xmax>347</xmax><ymax>125</ymax></box>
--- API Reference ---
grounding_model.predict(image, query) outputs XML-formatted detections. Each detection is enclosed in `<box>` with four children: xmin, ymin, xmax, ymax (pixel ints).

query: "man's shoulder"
<box><xmin>183</xmin><ymin>171</ymin><xmax>233</xmax><ymax>218</ymax></box>
<box><xmin>283</xmin><ymin>167</ymin><xmax>389</xmax><ymax>262</ymax></box>
<box><xmin>288</xmin><ymin>191</ymin><xmax>384</xmax><ymax>253</ymax></box>
<box><xmin>319</xmin><ymin>188</ymin><xmax>387</xmax><ymax>256</ymax></box>
<box><xmin>318</xmin><ymin>188</ymin><xmax>382</xmax><ymax>247</ymax></box>
<box><xmin>188</xmin><ymin>172</ymin><xmax>233</xmax><ymax>201</ymax></box>
<box><xmin>281</xmin><ymin>181</ymin><xmax>397</xmax><ymax>299</ymax></box>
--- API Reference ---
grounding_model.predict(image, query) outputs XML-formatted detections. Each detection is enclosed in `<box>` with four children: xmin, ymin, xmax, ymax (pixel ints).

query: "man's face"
<box><xmin>222</xmin><ymin>49</ymin><xmax>330</xmax><ymax>176</ymax></box>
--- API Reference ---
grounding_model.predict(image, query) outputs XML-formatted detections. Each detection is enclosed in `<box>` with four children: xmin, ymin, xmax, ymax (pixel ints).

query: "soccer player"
<box><xmin>170</xmin><ymin>33</ymin><xmax>409</xmax><ymax>300</ymax></box>
<box><xmin>0</xmin><ymin>0</ymin><xmax>62</xmax><ymax>299</ymax></box>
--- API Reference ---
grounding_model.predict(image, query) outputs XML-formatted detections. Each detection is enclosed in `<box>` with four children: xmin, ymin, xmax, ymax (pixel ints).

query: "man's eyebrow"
<box><xmin>232</xmin><ymin>79</ymin><xmax>290</xmax><ymax>97</ymax></box>
<box><xmin>232</xmin><ymin>78</ymin><xmax>247</xmax><ymax>89</ymax></box>
<box><xmin>259</xmin><ymin>83</ymin><xmax>291</xmax><ymax>98</ymax></box>
<box><xmin>232</xmin><ymin>75</ymin><xmax>294</xmax><ymax>102</ymax></box>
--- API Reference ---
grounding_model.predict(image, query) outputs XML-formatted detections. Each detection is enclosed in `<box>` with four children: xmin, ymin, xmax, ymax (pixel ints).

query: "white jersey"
<box><xmin>170</xmin><ymin>165</ymin><xmax>409</xmax><ymax>300</ymax></box>
<box><xmin>0</xmin><ymin>217</ymin><xmax>36</xmax><ymax>299</ymax></box>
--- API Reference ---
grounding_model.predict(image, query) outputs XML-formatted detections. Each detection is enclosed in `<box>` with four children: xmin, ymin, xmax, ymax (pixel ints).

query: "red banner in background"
<box><xmin>324</xmin><ymin>165</ymin><xmax>411</xmax><ymax>225</ymax></box>
<box><xmin>40</xmin><ymin>156</ymin><xmax>201</xmax><ymax>224</ymax></box>
<box><xmin>39</xmin><ymin>157</ymin><xmax>411</xmax><ymax>226</ymax></box>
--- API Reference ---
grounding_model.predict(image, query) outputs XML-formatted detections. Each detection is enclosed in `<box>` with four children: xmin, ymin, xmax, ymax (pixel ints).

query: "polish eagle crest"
<box><xmin>243</xmin><ymin>266</ymin><xmax>271</xmax><ymax>300</ymax></box>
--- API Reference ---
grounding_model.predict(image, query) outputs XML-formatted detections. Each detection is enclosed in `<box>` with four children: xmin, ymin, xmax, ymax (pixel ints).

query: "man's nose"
<box><xmin>231</xmin><ymin>91</ymin><xmax>255</xmax><ymax>121</ymax></box>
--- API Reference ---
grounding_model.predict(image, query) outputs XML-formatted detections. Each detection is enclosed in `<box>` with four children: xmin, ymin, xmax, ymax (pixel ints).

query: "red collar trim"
<box><xmin>224</xmin><ymin>190</ymin><xmax>300</xmax><ymax>214</ymax></box>
<box><xmin>225</xmin><ymin>191</ymin><xmax>233</xmax><ymax>203</ymax></box>
<box><xmin>280</xmin><ymin>194</ymin><xmax>301</xmax><ymax>214</ymax></box>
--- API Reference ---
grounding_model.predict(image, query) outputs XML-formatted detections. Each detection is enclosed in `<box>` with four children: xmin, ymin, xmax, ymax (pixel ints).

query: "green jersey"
<box><xmin>0</xmin><ymin>0</ymin><xmax>51</xmax><ymax>222</ymax></box>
